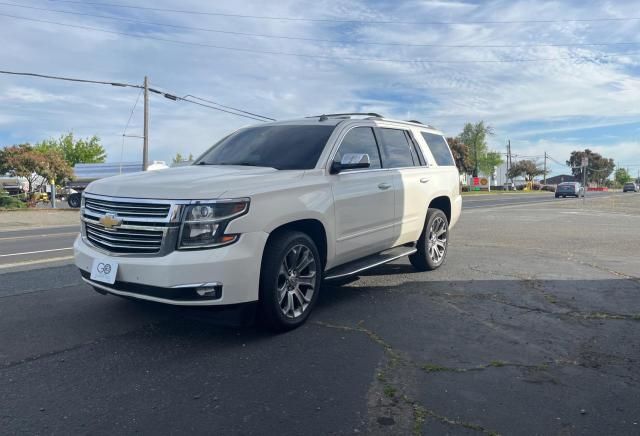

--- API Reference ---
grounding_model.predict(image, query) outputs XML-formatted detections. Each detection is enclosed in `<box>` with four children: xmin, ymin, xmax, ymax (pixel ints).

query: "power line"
<box><xmin>122</xmin><ymin>87</ymin><xmax>143</xmax><ymax>136</ymax></box>
<box><xmin>175</xmin><ymin>96</ymin><xmax>271</xmax><ymax>122</ymax></box>
<box><xmin>3</xmin><ymin>12</ymin><xmax>640</xmax><ymax>64</ymax></box>
<box><xmin>2</xmin><ymin>2</ymin><xmax>640</xmax><ymax>49</ymax></box>
<box><xmin>119</xmin><ymin>87</ymin><xmax>143</xmax><ymax>173</ymax></box>
<box><xmin>182</xmin><ymin>95</ymin><xmax>275</xmax><ymax>121</ymax></box>
<box><xmin>0</xmin><ymin>69</ymin><xmax>275</xmax><ymax>122</ymax></box>
<box><xmin>547</xmin><ymin>155</ymin><xmax>567</xmax><ymax>166</ymax></box>
<box><xmin>0</xmin><ymin>69</ymin><xmax>141</xmax><ymax>88</ymax></box>
<box><xmin>47</xmin><ymin>0</ymin><xmax>640</xmax><ymax>25</ymax></box>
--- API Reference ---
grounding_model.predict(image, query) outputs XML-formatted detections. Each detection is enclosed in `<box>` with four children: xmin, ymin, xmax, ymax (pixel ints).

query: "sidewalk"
<box><xmin>0</xmin><ymin>209</ymin><xmax>79</xmax><ymax>231</ymax></box>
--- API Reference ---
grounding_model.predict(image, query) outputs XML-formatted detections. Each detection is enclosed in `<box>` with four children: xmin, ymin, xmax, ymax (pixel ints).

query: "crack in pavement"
<box><xmin>466</xmin><ymin>265</ymin><xmax>640</xmax><ymax>321</ymax></box>
<box><xmin>313</xmin><ymin>320</ymin><xmax>502</xmax><ymax>435</ymax></box>
<box><xmin>314</xmin><ymin>317</ymin><xmax>639</xmax><ymax>434</ymax></box>
<box><xmin>1</xmin><ymin>320</ymin><xmax>167</xmax><ymax>369</ymax></box>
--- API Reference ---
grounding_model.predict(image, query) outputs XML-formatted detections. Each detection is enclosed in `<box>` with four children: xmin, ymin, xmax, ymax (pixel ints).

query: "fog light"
<box><xmin>195</xmin><ymin>283</ymin><xmax>222</xmax><ymax>298</ymax></box>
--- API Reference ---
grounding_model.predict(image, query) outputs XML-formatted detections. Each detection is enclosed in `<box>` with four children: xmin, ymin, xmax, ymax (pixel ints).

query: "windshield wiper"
<box><xmin>217</xmin><ymin>162</ymin><xmax>264</xmax><ymax>167</ymax></box>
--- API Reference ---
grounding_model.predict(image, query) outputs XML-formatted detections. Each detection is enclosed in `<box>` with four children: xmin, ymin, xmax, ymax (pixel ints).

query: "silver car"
<box><xmin>623</xmin><ymin>182</ymin><xmax>639</xmax><ymax>192</ymax></box>
<box><xmin>555</xmin><ymin>182</ymin><xmax>584</xmax><ymax>198</ymax></box>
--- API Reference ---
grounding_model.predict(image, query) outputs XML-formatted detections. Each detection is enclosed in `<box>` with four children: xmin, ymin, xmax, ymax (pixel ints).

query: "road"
<box><xmin>0</xmin><ymin>225</ymin><xmax>79</xmax><ymax>270</ymax></box>
<box><xmin>2</xmin><ymin>195</ymin><xmax>639</xmax><ymax>435</ymax></box>
<box><xmin>0</xmin><ymin>192</ymin><xmax>626</xmax><ymax>271</ymax></box>
<box><xmin>462</xmin><ymin>190</ymin><xmax>623</xmax><ymax>209</ymax></box>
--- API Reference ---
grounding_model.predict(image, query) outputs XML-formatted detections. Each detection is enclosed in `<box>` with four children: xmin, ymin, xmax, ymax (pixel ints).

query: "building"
<box><xmin>545</xmin><ymin>174</ymin><xmax>576</xmax><ymax>185</ymax></box>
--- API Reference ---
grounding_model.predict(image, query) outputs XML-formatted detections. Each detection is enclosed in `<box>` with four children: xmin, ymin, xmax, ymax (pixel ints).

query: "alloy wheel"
<box><xmin>427</xmin><ymin>217</ymin><xmax>447</xmax><ymax>264</ymax></box>
<box><xmin>277</xmin><ymin>244</ymin><xmax>317</xmax><ymax>319</ymax></box>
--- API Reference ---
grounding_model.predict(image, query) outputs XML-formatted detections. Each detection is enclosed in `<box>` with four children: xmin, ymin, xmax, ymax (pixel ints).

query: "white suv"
<box><xmin>74</xmin><ymin>113</ymin><xmax>462</xmax><ymax>330</ymax></box>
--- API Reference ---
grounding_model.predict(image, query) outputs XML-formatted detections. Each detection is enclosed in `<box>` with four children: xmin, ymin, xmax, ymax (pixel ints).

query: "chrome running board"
<box><xmin>324</xmin><ymin>246</ymin><xmax>417</xmax><ymax>281</ymax></box>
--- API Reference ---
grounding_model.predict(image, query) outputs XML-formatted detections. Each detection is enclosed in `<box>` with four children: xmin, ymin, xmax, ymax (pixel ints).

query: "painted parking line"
<box><xmin>0</xmin><ymin>247</ymin><xmax>73</xmax><ymax>258</ymax></box>
<box><xmin>0</xmin><ymin>255</ymin><xmax>75</xmax><ymax>270</ymax></box>
<box><xmin>0</xmin><ymin>232</ymin><xmax>78</xmax><ymax>241</ymax></box>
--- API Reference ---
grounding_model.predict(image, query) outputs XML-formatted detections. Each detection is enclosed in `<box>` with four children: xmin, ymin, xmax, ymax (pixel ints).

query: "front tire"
<box><xmin>409</xmin><ymin>208</ymin><xmax>449</xmax><ymax>272</ymax></box>
<box><xmin>259</xmin><ymin>231</ymin><xmax>321</xmax><ymax>331</ymax></box>
<box><xmin>68</xmin><ymin>193</ymin><xmax>81</xmax><ymax>208</ymax></box>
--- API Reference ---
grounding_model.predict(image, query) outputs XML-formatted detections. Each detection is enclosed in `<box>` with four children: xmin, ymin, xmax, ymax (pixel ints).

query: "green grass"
<box><xmin>383</xmin><ymin>385</ymin><xmax>397</xmax><ymax>398</ymax></box>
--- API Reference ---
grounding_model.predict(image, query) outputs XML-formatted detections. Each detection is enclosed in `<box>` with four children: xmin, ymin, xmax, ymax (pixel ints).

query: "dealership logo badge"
<box><xmin>99</xmin><ymin>213</ymin><xmax>122</xmax><ymax>229</ymax></box>
<box><xmin>96</xmin><ymin>263</ymin><xmax>111</xmax><ymax>274</ymax></box>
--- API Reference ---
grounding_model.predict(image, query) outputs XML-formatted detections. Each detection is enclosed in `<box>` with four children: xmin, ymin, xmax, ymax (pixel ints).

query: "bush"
<box><xmin>0</xmin><ymin>189</ymin><xmax>26</xmax><ymax>209</ymax></box>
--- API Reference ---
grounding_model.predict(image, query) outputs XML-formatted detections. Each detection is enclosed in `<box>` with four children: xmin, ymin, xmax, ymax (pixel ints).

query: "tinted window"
<box><xmin>378</xmin><ymin>128</ymin><xmax>416</xmax><ymax>168</ymax></box>
<box><xmin>334</xmin><ymin>127</ymin><xmax>381</xmax><ymax>170</ymax></box>
<box><xmin>406</xmin><ymin>131</ymin><xmax>427</xmax><ymax>166</ymax></box>
<box><xmin>195</xmin><ymin>125</ymin><xmax>335</xmax><ymax>170</ymax></box>
<box><xmin>421</xmin><ymin>132</ymin><xmax>455</xmax><ymax>166</ymax></box>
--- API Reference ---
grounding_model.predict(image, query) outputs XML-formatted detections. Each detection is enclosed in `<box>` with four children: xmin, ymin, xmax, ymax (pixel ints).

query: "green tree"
<box><xmin>0</xmin><ymin>144</ymin><xmax>72</xmax><ymax>192</ymax></box>
<box><xmin>507</xmin><ymin>159</ymin><xmax>545</xmax><ymax>181</ymax></box>
<box><xmin>458</xmin><ymin>121</ymin><xmax>502</xmax><ymax>176</ymax></box>
<box><xmin>567</xmin><ymin>149</ymin><xmax>615</xmax><ymax>186</ymax></box>
<box><xmin>614</xmin><ymin>168</ymin><xmax>632</xmax><ymax>186</ymax></box>
<box><xmin>172</xmin><ymin>152</ymin><xmax>194</xmax><ymax>164</ymax></box>
<box><xmin>478</xmin><ymin>151</ymin><xmax>504</xmax><ymax>177</ymax></box>
<box><xmin>446</xmin><ymin>137</ymin><xmax>472</xmax><ymax>174</ymax></box>
<box><xmin>36</xmin><ymin>132</ymin><xmax>106</xmax><ymax>167</ymax></box>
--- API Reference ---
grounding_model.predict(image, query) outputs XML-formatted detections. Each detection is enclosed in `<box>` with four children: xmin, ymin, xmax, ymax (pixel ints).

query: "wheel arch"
<box><xmin>265</xmin><ymin>219</ymin><xmax>328</xmax><ymax>270</ymax></box>
<box><xmin>428</xmin><ymin>195</ymin><xmax>451</xmax><ymax>223</ymax></box>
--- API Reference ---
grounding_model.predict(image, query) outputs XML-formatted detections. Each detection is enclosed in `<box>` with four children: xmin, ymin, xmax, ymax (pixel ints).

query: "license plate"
<box><xmin>90</xmin><ymin>258</ymin><xmax>119</xmax><ymax>285</ymax></box>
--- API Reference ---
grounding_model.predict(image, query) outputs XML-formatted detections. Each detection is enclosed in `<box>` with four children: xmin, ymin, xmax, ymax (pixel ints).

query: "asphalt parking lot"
<box><xmin>1</xmin><ymin>193</ymin><xmax>639</xmax><ymax>435</ymax></box>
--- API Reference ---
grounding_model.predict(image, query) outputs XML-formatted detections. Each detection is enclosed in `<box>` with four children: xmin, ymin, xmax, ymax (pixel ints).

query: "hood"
<box><xmin>85</xmin><ymin>165</ymin><xmax>302</xmax><ymax>199</ymax></box>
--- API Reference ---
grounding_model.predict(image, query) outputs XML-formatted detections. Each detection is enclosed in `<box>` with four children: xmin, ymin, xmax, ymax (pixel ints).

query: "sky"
<box><xmin>1</xmin><ymin>0</ymin><xmax>639</xmax><ymax>177</ymax></box>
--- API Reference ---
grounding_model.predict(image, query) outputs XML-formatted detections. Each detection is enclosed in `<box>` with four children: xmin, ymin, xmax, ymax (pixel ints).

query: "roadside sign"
<box><xmin>581</xmin><ymin>157</ymin><xmax>588</xmax><ymax>168</ymax></box>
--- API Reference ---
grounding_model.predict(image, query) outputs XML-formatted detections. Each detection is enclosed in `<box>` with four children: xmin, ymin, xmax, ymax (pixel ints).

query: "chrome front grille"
<box><xmin>84</xmin><ymin>197</ymin><xmax>171</xmax><ymax>218</ymax></box>
<box><xmin>81</xmin><ymin>193</ymin><xmax>182</xmax><ymax>256</ymax></box>
<box><xmin>85</xmin><ymin>222</ymin><xmax>164</xmax><ymax>254</ymax></box>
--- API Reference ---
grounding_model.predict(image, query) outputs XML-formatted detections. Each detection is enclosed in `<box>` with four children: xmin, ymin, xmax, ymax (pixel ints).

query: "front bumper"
<box><xmin>74</xmin><ymin>231</ymin><xmax>269</xmax><ymax>306</ymax></box>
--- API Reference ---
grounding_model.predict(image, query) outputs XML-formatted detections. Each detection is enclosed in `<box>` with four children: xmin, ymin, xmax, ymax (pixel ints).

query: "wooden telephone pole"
<box><xmin>143</xmin><ymin>76</ymin><xmax>149</xmax><ymax>171</ymax></box>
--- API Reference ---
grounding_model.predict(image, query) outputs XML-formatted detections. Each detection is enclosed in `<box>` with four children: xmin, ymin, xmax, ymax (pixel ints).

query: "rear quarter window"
<box><xmin>421</xmin><ymin>132</ymin><xmax>455</xmax><ymax>166</ymax></box>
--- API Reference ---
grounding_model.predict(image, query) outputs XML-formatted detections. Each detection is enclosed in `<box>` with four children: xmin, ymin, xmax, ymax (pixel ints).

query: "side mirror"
<box><xmin>331</xmin><ymin>153</ymin><xmax>371</xmax><ymax>174</ymax></box>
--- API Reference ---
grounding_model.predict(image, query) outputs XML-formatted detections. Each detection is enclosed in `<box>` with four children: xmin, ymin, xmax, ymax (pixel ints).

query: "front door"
<box><xmin>331</xmin><ymin>126</ymin><xmax>395</xmax><ymax>265</ymax></box>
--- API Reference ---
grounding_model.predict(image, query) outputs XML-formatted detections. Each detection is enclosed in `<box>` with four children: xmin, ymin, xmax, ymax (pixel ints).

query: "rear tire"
<box><xmin>259</xmin><ymin>231</ymin><xmax>321</xmax><ymax>331</ymax></box>
<box><xmin>409</xmin><ymin>208</ymin><xmax>449</xmax><ymax>272</ymax></box>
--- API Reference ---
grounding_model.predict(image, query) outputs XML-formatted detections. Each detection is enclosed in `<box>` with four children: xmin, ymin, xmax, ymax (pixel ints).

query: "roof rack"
<box><xmin>405</xmin><ymin>119</ymin><xmax>438</xmax><ymax>129</ymax></box>
<box><xmin>307</xmin><ymin>112</ymin><xmax>384</xmax><ymax>121</ymax></box>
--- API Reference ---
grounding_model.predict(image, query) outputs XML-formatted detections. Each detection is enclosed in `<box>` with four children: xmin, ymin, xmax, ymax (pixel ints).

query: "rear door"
<box><xmin>375</xmin><ymin>127</ymin><xmax>429</xmax><ymax>246</ymax></box>
<box><xmin>330</xmin><ymin>126</ymin><xmax>395</xmax><ymax>265</ymax></box>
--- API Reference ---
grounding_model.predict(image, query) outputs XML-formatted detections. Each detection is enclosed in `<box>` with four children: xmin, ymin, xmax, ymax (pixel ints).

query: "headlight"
<box><xmin>178</xmin><ymin>199</ymin><xmax>249</xmax><ymax>249</ymax></box>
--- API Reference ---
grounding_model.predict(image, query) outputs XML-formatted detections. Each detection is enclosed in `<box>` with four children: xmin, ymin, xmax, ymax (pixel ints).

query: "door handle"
<box><xmin>420</xmin><ymin>178</ymin><xmax>430</xmax><ymax>183</ymax></box>
<box><xmin>378</xmin><ymin>182</ymin><xmax>392</xmax><ymax>190</ymax></box>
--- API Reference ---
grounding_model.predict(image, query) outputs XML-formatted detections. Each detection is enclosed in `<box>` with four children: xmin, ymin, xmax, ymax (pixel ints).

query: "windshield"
<box><xmin>195</xmin><ymin>125</ymin><xmax>336</xmax><ymax>170</ymax></box>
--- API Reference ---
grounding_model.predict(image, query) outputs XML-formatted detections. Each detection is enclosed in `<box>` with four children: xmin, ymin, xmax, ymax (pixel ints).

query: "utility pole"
<box><xmin>506</xmin><ymin>140</ymin><xmax>512</xmax><ymax>189</ymax></box>
<box><xmin>143</xmin><ymin>76</ymin><xmax>149</xmax><ymax>171</ymax></box>
<box><xmin>543</xmin><ymin>151</ymin><xmax>547</xmax><ymax>185</ymax></box>
<box><xmin>582</xmin><ymin>157</ymin><xmax>588</xmax><ymax>205</ymax></box>
<box><xmin>473</xmin><ymin>138</ymin><xmax>479</xmax><ymax>177</ymax></box>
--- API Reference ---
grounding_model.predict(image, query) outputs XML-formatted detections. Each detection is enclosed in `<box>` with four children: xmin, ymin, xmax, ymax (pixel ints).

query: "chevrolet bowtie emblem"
<box><xmin>99</xmin><ymin>213</ymin><xmax>122</xmax><ymax>229</ymax></box>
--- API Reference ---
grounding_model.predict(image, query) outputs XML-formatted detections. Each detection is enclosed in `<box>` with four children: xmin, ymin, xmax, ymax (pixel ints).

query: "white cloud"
<box><xmin>0</xmin><ymin>0</ymin><xmax>638</xmax><ymax>167</ymax></box>
<box><xmin>0</xmin><ymin>86</ymin><xmax>77</xmax><ymax>103</ymax></box>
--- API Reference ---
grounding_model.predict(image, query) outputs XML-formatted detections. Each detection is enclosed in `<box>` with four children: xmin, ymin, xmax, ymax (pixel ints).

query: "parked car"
<box><xmin>623</xmin><ymin>182</ymin><xmax>639</xmax><ymax>193</ymax></box>
<box><xmin>74</xmin><ymin>113</ymin><xmax>462</xmax><ymax>330</ymax></box>
<box><xmin>555</xmin><ymin>182</ymin><xmax>584</xmax><ymax>198</ymax></box>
